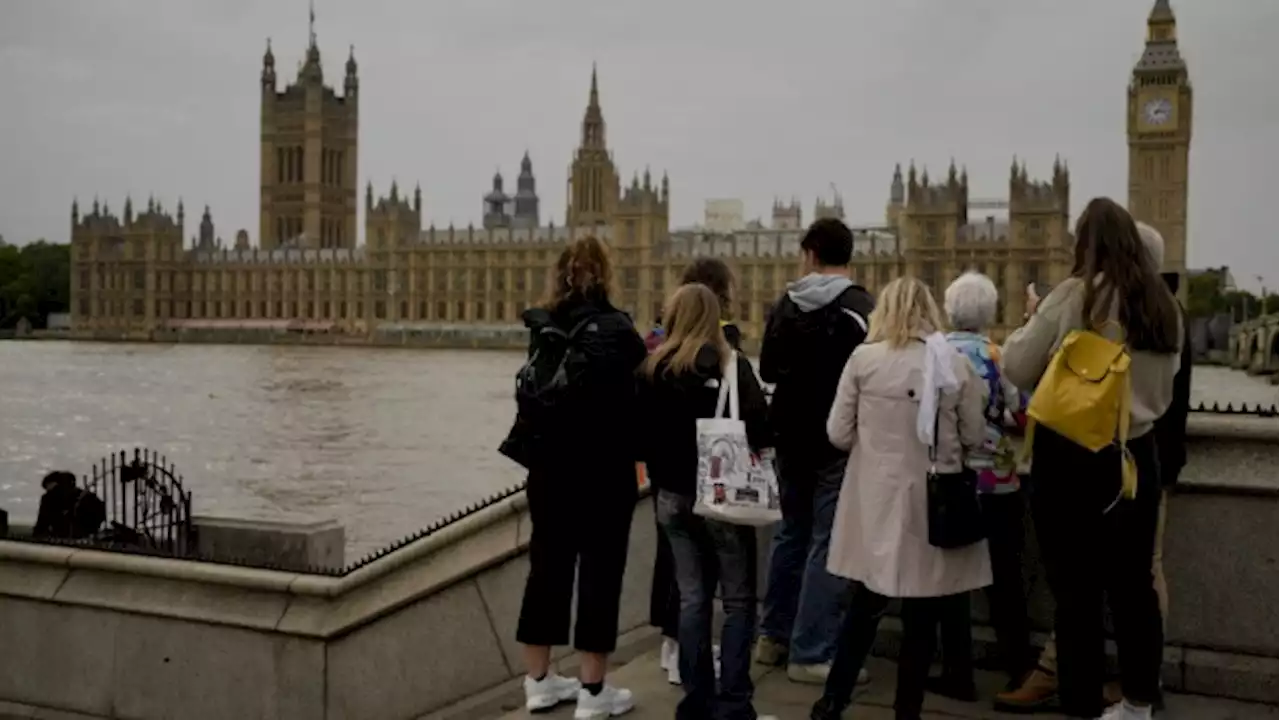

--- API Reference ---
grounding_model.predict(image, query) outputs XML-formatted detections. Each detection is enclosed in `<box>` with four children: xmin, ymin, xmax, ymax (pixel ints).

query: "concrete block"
<box><xmin>474</xmin><ymin>553</ymin><xmax>530</xmax><ymax>675</ymax></box>
<box><xmin>0</xmin><ymin>561</ymin><xmax>69</xmax><ymax>601</ymax></box>
<box><xmin>1183</xmin><ymin>648</ymin><xmax>1279</xmax><ymax>705</ymax></box>
<box><xmin>55</xmin><ymin>568</ymin><xmax>290</xmax><ymax>631</ymax></box>
<box><xmin>0</xmin><ymin>599</ymin><xmax>117</xmax><ymax>717</ymax></box>
<box><xmin>193</xmin><ymin>515</ymin><xmax>345</xmax><ymax>572</ymax></box>
<box><xmin>326</xmin><ymin>581</ymin><xmax>511</xmax><ymax>720</ymax></box>
<box><xmin>108</xmin><ymin>613</ymin><xmax>324</xmax><ymax>720</ymax></box>
<box><xmin>1165</xmin><ymin>493</ymin><xmax>1278</xmax><ymax>657</ymax></box>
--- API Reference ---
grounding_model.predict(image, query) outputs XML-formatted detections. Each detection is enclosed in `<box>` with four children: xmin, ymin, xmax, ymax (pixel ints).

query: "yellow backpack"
<box><xmin>1021</xmin><ymin>325</ymin><xmax>1138</xmax><ymax>505</ymax></box>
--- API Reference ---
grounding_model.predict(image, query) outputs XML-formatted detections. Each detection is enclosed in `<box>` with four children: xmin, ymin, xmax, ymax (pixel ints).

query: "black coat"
<box><xmin>637</xmin><ymin>343</ymin><xmax>771</xmax><ymax>498</ymax></box>
<box><xmin>500</xmin><ymin>294</ymin><xmax>647</xmax><ymax>489</ymax></box>
<box><xmin>1153</xmin><ymin>303</ymin><xmax>1193</xmax><ymax>487</ymax></box>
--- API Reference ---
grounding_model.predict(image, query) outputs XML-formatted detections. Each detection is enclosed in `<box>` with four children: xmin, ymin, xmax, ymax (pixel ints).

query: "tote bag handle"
<box><xmin>713</xmin><ymin>351</ymin><xmax>741</xmax><ymax>421</ymax></box>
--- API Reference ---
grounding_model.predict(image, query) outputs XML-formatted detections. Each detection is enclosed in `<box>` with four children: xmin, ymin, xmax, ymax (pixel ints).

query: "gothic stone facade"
<box><xmin>71</xmin><ymin>1</ymin><xmax>1190</xmax><ymax>345</ymax></box>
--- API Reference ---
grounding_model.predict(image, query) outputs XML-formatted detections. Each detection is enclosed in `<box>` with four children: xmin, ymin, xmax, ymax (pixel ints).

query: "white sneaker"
<box><xmin>1097</xmin><ymin>701</ymin><xmax>1153</xmax><ymax>720</ymax></box>
<box><xmin>661</xmin><ymin>638</ymin><xmax>680</xmax><ymax>685</ymax></box>
<box><xmin>574</xmin><ymin>685</ymin><xmax>634</xmax><ymax>719</ymax></box>
<box><xmin>660</xmin><ymin>637</ymin><xmax>678</xmax><ymax>671</ymax></box>
<box><xmin>661</xmin><ymin>640</ymin><xmax>721</xmax><ymax>685</ymax></box>
<box><xmin>523</xmin><ymin>673</ymin><xmax>581</xmax><ymax>712</ymax></box>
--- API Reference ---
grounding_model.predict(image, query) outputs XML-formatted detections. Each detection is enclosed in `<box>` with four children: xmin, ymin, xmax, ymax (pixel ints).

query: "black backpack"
<box><xmin>514</xmin><ymin>317</ymin><xmax>597</xmax><ymax>425</ymax></box>
<box><xmin>772</xmin><ymin>294</ymin><xmax>869</xmax><ymax>445</ymax></box>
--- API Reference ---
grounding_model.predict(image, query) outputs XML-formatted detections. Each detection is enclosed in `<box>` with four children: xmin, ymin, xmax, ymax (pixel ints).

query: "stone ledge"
<box><xmin>0</xmin><ymin>493</ymin><xmax>532</xmax><ymax>641</ymax></box>
<box><xmin>1183</xmin><ymin>648</ymin><xmax>1279</xmax><ymax>704</ymax></box>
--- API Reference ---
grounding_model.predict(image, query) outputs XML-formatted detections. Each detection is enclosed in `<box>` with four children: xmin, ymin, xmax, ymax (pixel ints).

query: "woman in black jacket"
<box><xmin>650</xmin><ymin>258</ymin><xmax>744</xmax><ymax>686</ymax></box>
<box><xmin>506</xmin><ymin>236</ymin><xmax>647</xmax><ymax>718</ymax></box>
<box><xmin>639</xmin><ymin>282</ymin><xmax>772</xmax><ymax>720</ymax></box>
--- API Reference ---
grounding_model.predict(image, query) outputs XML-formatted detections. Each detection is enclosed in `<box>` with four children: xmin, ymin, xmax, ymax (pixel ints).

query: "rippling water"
<box><xmin>0</xmin><ymin>341</ymin><xmax>1274</xmax><ymax>561</ymax></box>
<box><xmin>0</xmin><ymin>341</ymin><xmax>527</xmax><ymax>560</ymax></box>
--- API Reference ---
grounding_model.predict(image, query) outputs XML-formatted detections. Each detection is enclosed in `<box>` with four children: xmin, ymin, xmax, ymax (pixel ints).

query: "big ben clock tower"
<box><xmin>1128</xmin><ymin>0</ymin><xmax>1192</xmax><ymax>290</ymax></box>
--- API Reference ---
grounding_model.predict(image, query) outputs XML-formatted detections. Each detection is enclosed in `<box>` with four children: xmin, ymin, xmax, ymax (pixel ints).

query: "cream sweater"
<box><xmin>1001</xmin><ymin>277</ymin><xmax>1181</xmax><ymax>439</ymax></box>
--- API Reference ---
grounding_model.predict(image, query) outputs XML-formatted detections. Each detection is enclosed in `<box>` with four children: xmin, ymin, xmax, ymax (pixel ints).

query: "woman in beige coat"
<box><xmin>811</xmin><ymin>278</ymin><xmax>990</xmax><ymax>720</ymax></box>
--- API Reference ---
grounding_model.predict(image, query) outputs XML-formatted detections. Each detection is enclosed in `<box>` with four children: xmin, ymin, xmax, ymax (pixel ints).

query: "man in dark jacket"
<box><xmin>754</xmin><ymin>218</ymin><xmax>875</xmax><ymax>685</ymax></box>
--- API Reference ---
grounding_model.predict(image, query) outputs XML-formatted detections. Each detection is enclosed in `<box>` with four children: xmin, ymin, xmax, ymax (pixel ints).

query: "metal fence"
<box><xmin>82</xmin><ymin>448</ymin><xmax>194</xmax><ymax>555</ymax></box>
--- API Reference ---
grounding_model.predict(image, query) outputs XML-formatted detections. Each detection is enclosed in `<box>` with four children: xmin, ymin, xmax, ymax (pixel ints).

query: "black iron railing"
<box><xmin>83</xmin><ymin>448</ymin><xmax>194</xmax><ymax>555</ymax></box>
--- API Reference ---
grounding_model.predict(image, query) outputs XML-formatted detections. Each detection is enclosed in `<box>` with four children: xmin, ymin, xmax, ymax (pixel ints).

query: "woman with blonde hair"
<box><xmin>638</xmin><ymin>283</ymin><xmax>773</xmax><ymax>720</ymax></box>
<box><xmin>811</xmin><ymin>277</ymin><xmax>989</xmax><ymax>720</ymax></box>
<box><xmin>502</xmin><ymin>235</ymin><xmax>647</xmax><ymax>718</ymax></box>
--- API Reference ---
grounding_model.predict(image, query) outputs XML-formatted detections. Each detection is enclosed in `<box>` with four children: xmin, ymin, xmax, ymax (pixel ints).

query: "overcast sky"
<box><xmin>1</xmin><ymin>1</ymin><xmax>1275</xmax><ymax>290</ymax></box>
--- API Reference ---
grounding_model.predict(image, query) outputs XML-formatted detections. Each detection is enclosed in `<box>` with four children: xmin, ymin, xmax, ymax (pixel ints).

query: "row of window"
<box><xmin>80</xmin><ymin>297</ymin><xmax>534</xmax><ymax>324</ymax></box>
<box><xmin>274</xmin><ymin>147</ymin><xmax>347</xmax><ymax>186</ymax></box>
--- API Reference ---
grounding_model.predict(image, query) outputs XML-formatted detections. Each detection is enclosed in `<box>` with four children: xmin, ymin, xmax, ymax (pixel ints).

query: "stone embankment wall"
<box><xmin>0</xmin><ymin>415</ymin><xmax>1274</xmax><ymax>720</ymax></box>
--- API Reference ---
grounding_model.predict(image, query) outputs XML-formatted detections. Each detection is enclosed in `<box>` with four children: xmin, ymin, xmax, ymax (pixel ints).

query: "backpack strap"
<box><xmin>839</xmin><ymin>307</ymin><xmax>868</xmax><ymax>333</ymax></box>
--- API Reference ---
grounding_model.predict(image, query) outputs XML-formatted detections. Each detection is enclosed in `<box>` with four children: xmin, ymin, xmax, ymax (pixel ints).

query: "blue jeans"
<box><xmin>657</xmin><ymin>490</ymin><xmax>760</xmax><ymax>720</ymax></box>
<box><xmin>759</xmin><ymin>454</ymin><xmax>850</xmax><ymax>665</ymax></box>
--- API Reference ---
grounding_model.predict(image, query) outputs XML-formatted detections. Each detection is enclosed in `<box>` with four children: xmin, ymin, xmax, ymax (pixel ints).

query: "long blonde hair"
<box><xmin>866</xmin><ymin>277</ymin><xmax>945</xmax><ymax>348</ymax></box>
<box><xmin>643</xmin><ymin>283</ymin><xmax>731</xmax><ymax>379</ymax></box>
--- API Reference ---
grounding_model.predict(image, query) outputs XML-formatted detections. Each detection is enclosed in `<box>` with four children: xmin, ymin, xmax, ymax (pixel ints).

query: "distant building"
<box><xmin>71</xmin><ymin>0</ymin><xmax>1190</xmax><ymax>346</ymax></box>
<box><xmin>703</xmin><ymin>199</ymin><xmax>744</xmax><ymax>233</ymax></box>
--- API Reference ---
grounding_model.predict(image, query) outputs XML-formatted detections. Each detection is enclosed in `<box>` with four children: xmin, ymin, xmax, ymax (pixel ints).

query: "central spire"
<box><xmin>589</xmin><ymin>63</ymin><xmax>599</xmax><ymax>109</ymax></box>
<box><xmin>580</xmin><ymin>63</ymin><xmax>606</xmax><ymax>149</ymax></box>
<box><xmin>309</xmin><ymin>0</ymin><xmax>317</xmax><ymax>48</ymax></box>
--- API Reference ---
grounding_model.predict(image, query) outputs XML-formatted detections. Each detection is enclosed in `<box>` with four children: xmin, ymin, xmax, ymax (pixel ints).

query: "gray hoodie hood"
<box><xmin>787</xmin><ymin>273</ymin><xmax>854</xmax><ymax>312</ymax></box>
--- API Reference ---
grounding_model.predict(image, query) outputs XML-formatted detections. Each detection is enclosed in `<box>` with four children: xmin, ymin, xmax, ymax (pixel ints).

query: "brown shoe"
<box><xmin>993</xmin><ymin>668</ymin><xmax>1059</xmax><ymax>712</ymax></box>
<box><xmin>752</xmin><ymin>636</ymin><xmax>788</xmax><ymax>667</ymax></box>
<box><xmin>1102</xmin><ymin>680</ymin><xmax>1124</xmax><ymax>707</ymax></box>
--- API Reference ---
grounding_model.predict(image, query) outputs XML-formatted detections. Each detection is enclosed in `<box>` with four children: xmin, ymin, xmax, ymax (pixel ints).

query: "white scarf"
<box><xmin>917</xmin><ymin>331</ymin><xmax>961</xmax><ymax>449</ymax></box>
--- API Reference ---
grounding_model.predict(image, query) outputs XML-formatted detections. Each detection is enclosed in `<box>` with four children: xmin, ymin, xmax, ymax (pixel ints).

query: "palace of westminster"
<box><xmin>70</xmin><ymin>1</ymin><xmax>1191</xmax><ymax>345</ymax></box>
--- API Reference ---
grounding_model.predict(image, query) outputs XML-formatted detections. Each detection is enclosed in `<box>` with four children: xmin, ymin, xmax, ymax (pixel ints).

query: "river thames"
<box><xmin>1</xmin><ymin>340</ymin><xmax>1275</xmax><ymax>560</ymax></box>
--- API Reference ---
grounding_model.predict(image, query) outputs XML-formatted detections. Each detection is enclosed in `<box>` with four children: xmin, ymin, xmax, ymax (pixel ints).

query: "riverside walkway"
<box><xmin>491</xmin><ymin>650</ymin><xmax>1277</xmax><ymax>720</ymax></box>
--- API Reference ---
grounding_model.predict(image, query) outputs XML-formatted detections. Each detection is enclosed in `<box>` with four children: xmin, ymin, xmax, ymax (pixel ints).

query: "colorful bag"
<box><xmin>694</xmin><ymin>353</ymin><xmax>782</xmax><ymax>527</ymax></box>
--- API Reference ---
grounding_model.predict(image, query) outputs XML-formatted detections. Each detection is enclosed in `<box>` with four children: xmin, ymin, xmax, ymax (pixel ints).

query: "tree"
<box><xmin>0</xmin><ymin>241</ymin><xmax>70</xmax><ymax>329</ymax></box>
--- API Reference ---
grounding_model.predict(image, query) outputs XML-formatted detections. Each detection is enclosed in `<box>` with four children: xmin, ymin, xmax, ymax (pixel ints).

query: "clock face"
<box><xmin>1143</xmin><ymin>98</ymin><xmax>1173</xmax><ymax>126</ymax></box>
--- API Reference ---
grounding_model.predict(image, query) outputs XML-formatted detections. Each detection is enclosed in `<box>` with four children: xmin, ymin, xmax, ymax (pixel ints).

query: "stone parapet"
<box><xmin>0</xmin><ymin>416</ymin><xmax>1273</xmax><ymax>719</ymax></box>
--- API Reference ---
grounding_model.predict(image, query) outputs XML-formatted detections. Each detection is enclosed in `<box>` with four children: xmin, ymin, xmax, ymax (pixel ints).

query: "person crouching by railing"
<box><xmin>34</xmin><ymin>471</ymin><xmax>105</xmax><ymax>541</ymax></box>
<box><xmin>926</xmin><ymin>272</ymin><xmax>1035</xmax><ymax>701</ymax></box>
<box><xmin>637</xmin><ymin>283</ymin><xmax>775</xmax><ymax>720</ymax></box>
<box><xmin>810</xmin><ymin>277</ymin><xmax>990</xmax><ymax>720</ymax></box>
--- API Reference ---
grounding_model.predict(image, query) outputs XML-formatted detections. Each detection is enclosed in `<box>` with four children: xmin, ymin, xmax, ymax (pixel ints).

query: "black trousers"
<box><xmin>937</xmin><ymin>491</ymin><xmax>1034</xmax><ymax>683</ymax></box>
<box><xmin>649</xmin><ymin>493</ymin><xmax>681</xmax><ymax>638</ymax></box>
<box><xmin>811</xmin><ymin>585</ymin><xmax>969</xmax><ymax>720</ymax></box>
<box><xmin>516</xmin><ymin>471</ymin><xmax>636</xmax><ymax>654</ymax></box>
<box><xmin>1030</xmin><ymin>429</ymin><xmax>1164</xmax><ymax>717</ymax></box>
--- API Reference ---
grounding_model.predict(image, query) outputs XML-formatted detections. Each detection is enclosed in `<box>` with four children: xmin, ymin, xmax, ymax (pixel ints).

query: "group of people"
<box><xmin>500</xmin><ymin>195</ymin><xmax>1190</xmax><ymax>720</ymax></box>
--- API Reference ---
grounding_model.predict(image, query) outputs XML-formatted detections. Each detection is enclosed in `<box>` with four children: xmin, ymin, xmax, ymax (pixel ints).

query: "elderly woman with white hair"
<box><xmin>912</xmin><ymin>272</ymin><xmax>1036</xmax><ymax>703</ymax></box>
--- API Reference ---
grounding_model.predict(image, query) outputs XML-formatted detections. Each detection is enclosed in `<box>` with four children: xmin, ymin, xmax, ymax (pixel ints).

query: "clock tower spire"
<box><xmin>1128</xmin><ymin>0</ymin><xmax>1192</xmax><ymax>288</ymax></box>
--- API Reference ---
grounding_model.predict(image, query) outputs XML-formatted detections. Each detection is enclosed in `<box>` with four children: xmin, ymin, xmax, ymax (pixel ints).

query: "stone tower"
<box><xmin>483</xmin><ymin>172</ymin><xmax>511</xmax><ymax>230</ymax></box>
<box><xmin>566</xmin><ymin>65</ymin><xmax>620</xmax><ymax>229</ymax></box>
<box><xmin>885</xmin><ymin>164</ymin><xmax>905</xmax><ymax>229</ymax></box>
<box><xmin>514</xmin><ymin>152</ymin><xmax>540</xmax><ymax>228</ymax></box>
<box><xmin>259</xmin><ymin>5</ymin><xmax>358</xmax><ymax>251</ymax></box>
<box><xmin>1128</xmin><ymin>0</ymin><xmax>1192</xmax><ymax>285</ymax></box>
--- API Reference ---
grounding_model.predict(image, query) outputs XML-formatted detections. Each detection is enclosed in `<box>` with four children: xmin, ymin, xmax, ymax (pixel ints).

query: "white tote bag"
<box><xmin>693</xmin><ymin>354</ymin><xmax>782</xmax><ymax>527</ymax></box>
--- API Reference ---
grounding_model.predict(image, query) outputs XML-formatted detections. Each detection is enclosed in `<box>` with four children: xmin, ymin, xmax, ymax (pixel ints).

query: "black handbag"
<box><xmin>926</xmin><ymin>392</ymin><xmax>986</xmax><ymax>549</ymax></box>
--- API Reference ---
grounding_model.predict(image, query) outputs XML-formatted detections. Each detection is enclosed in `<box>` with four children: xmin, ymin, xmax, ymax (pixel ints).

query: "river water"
<box><xmin>1</xmin><ymin>341</ymin><xmax>1275</xmax><ymax>561</ymax></box>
